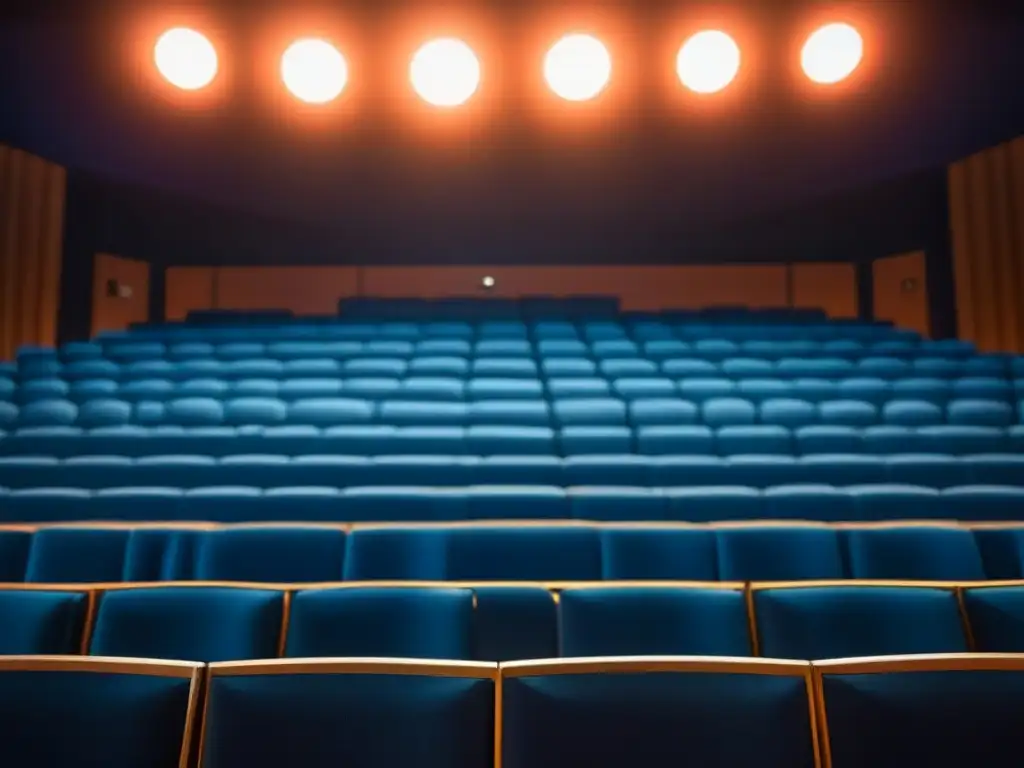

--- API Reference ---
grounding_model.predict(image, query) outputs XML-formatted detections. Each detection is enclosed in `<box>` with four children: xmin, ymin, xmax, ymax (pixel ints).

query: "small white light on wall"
<box><xmin>481</xmin><ymin>276</ymin><xmax>496</xmax><ymax>289</ymax></box>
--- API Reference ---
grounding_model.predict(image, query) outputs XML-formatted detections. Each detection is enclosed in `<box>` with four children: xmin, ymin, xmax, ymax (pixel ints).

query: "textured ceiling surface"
<box><xmin>1</xmin><ymin>1</ymin><xmax>1022</xmax><ymax>236</ymax></box>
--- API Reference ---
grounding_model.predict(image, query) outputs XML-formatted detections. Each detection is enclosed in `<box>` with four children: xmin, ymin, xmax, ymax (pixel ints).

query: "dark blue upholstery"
<box><xmin>472</xmin><ymin>586</ymin><xmax>557</xmax><ymax>661</ymax></box>
<box><xmin>754</xmin><ymin>586</ymin><xmax>968</xmax><ymax>659</ymax></box>
<box><xmin>844</xmin><ymin>525</ymin><xmax>986</xmax><ymax>580</ymax></box>
<box><xmin>285</xmin><ymin>587</ymin><xmax>473</xmax><ymax>659</ymax></box>
<box><xmin>90</xmin><ymin>586</ymin><xmax>284</xmax><ymax>662</ymax></box>
<box><xmin>194</xmin><ymin>526</ymin><xmax>346</xmax><ymax>582</ymax></box>
<box><xmin>559</xmin><ymin>587</ymin><xmax>752</xmax><ymax>656</ymax></box>
<box><xmin>202</xmin><ymin>662</ymin><xmax>495</xmax><ymax>768</ymax></box>
<box><xmin>0</xmin><ymin>589</ymin><xmax>88</xmax><ymax>653</ymax></box>
<box><xmin>0</xmin><ymin>658</ymin><xmax>198</xmax><ymax>768</ymax></box>
<box><xmin>502</xmin><ymin>659</ymin><xmax>815</xmax><ymax>768</ymax></box>
<box><xmin>962</xmin><ymin>585</ymin><xmax>1024</xmax><ymax>652</ymax></box>
<box><xmin>818</xmin><ymin>658</ymin><xmax>1024</xmax><ymax>768</ymax></box>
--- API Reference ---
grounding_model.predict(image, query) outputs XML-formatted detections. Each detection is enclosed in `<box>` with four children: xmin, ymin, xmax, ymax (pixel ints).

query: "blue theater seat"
<box><xmin>194</xmin><ymin>526</ymin><xmax>347</xmax><ymax>582</ymax></box>
<box><xmin>665</xmin><ymin>487</ymin><xmax>762</xmax><ymax>522</ymax></box>
<box><xmin>202</xmin><ymin>659</ymin><xmax>495</xmax><ymax>768</ymax></box>
<box><xmin>815</xmin><ymin>655</ymin><xmax>1024</xmax><ymax>768</ymax></box>
<box><xmin>472</xmin><ymin>586</ymin><xmax>558</xmax><ymax>661</ymax></box>
<box><xmin>600</xmin><ymin>526</ymin><xmax>716</xmax><ymax>580</ymax></box>
<box><xmin>0</xmin><ymin>589</ymin><xmax>89</xmax><ymax>653</ymax></box>
<box><xmin>948</xmin><ymin>398</ymin><xmax>1014</xmax><ymax>427</ymax></box>
<box><xmin>966</xmin><ymin>455</ymin><xmax>1024</xmax><ymax>485</ymax></box>
<box><xmin>637</xmin><ymin>425</ymin><xmax>715</xmax><ymax>455</ymax></box>
<box><xmin>0</xmin><ymin>656</ymin><xmax>201</xmax><ymax>768</ymax></box>
<box><xmin>762</xmin><ymin>485</ymin><xmax>856</xmax><ymax>522</ymax></box>
<box><xmin>717</xmin><ymin>426</ymin><xmax>792</xmax><ymax>454</ymax></box>
<box><xmin>467</xmin><ymin>486</ymin><xmax>567</xmax><ymax>520</ymax></box>
<box><xmin>24</xmin><ymin>527</ymin><xmax>130</xmax><ymax>583</ymax></box>
<box><xmin>754</xmin><ymin>585</ymin><xmax>968</xmax><ymax>659</ymax></box>
<box><xmin>501</xmin><ymin>657</ymin><xmax>816</xmax><ymax>768</ymax></box>
<box><xmin>559</xmin><ymin>586</ymin><xmax>752</xmax><ymax>656</ymax></box>
<box><xmin>445</xmin><ymin>525</ymin><xmax>601</xmax><ymax>581</ymax></box>
<box><xmin>342</xmin><ymin>487</ymin><xmax>468</xmax><ymax>523</ymax></box>
<box><xmin>797</xmin><ymin>455</ymin><xmax>888</xmax><ymax>486</ymax></box>
<box><xmin>564</xmin><ymin>456</ymin><xmax>650</xmax><ymax>486</ymax></box>
<box><xmin>819</xmin><ymin>400</ymin><xmax>878</xmax><ymax>427</ymax></box>
<box><xmin>847</xmin><ymin>484</ymin><xmax>941</xmax><ymax>520</ymax></box>
<box><xmin>560</xmin><ymin>426</ymin><xmax>632</xmax><ymax>454</ymax></box>
<box><xmin>794</xmin><ymin>426</ymin><xmax>864</xmax><ymax>454</ymax></box>
<box><xmin>285</xmin><ymin>586</ymin><xmax>474</xmax><ymax>659</ymax></box>
<box><xmin>885</xmin><ymin>455</ymin><xmax>970</xmax><ymax>488</ymax></box>
<box><xmin>629</xmin><ymin>398</ymin><xmax>698</xmax><ymax>427</ymax></box>
<box><xmin>568</xmin><ymin>486</ymin><xmax>665</xmax><ymax>521</ymax></box>
<box><xmin>844</xmin><ymin>525</ymin><xmax>986</xmax><ymax>580</ymax></box>
<box><xmin>344</xmin><ymin>527</ymin><xmax>448</xmax><ymax>580</ymax></box>
<box><xmin>962</xmin><ymin>585</ymin><xmax>1024</xmax><ymax>652</ymax></box>
<box><xmin>760</xmin><ymin>398</ymin><xmax>817</xmax><ymax>428</ymax></box>
<box><xmin>90</xmin><ymin>586</ymin><xmax>284</xmax><ymax>662</ymax></box>
<box><xmin>944</xmin><ymin>486</ymin><xmax>1024</xmax><ymax>523</ymax></box>
<box><xmin>717</xmin><ymin>524</ymin><xmax>845</xmax><ymax>581</ymax></box>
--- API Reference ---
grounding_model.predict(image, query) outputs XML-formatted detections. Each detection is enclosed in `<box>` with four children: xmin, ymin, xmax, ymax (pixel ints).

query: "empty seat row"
<box><xmin>17</xmin><ymin>337</ymin><xmax>995</xmax><ymax>363</ymax></box>
<box><xmin>3</xmin><ymin>454</ymin><xmax>1024</xmax><ymax>490</ymax></box>
<box><xmin>8</xmin><ymin>650</ymin><xmax>1023</xmax><ymax>768</ymax></box>
<box><xmin>1</xmin><ymin>484</ymin><xmax>1022</xmax><ymax>525</ymax></box>
<box><xmin>5</xmin><ymin>582</ymin><xmax>1024</xmax><ymax>662</ymax></box>
<box><xmin>4</xmin><ymin>424</ymin><xmax>1024</xmax><ymax>457</ymax></box>
<box><xmin>4</xmin><ymin>396</ymin><xmax>1022</xmax><ymax>432</ymax></box>
<box><xmin>11</xmin><ymin>356</ymin><xmax>1014</xmax><ymax>382</ymax></box>
<box><xmin>10</xmin><ymin>375</ymin><xmax>1024</xmax><ymax>406</ymax></box>
<box><xmin>4</xmin><ymin>520</ymin><xmax>1024</xmax><ymax>583</ymax></box>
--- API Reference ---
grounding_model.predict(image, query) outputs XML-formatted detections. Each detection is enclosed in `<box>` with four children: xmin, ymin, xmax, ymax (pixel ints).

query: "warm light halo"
<box><xmin>154</xmin><ymin>27</ymin><xmax>218</xmax><ymax>91</ymax></box>
<box><xmin>281</xmin><ymin>38</ymin><xmax>348</xmax><ymax>104</ymax></box>
<box><xmin>409</xmin><ymin>37</ymin><xmax>481</xmax><ymax>108</ymax></box>
<box><xmin>676</xmin><ymin>30</ymin><xmax>740</xmax><ymax>94</ymax></box>
<box><xmin>801</xmin><ymin>22</ymin><xmax>864</xmax><ymax>84</ymax></box>
<box><xmin>543</xmin><ymin>33</ymin><xmax>612</xmax><ymax>102</ymax></box>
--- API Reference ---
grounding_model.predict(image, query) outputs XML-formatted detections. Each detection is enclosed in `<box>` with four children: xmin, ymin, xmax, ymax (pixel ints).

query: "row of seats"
<box><xmin>4</xmin><ymin>582</ymin><xmax>1024</xmax><ymax>662</ymax></box>
<box><xmin>0</xmin><ymin>484</ymin><xmax>1022</xmax><ymax>524</ymax></box>
<box><xmin>16</xmin><ymin>339</ymin><xmax>993</xmax><ymax>363</ymax></box>
<box><xmin>11</xmin><ymin>651</ymin><xmax>1024</xmax><ymax>768</ymax></box>
<box><xmin>3</xmin><ymin>521</ymin><xmax>1024</xmax><ymax>583</ymax></box>
<box><xmin>12</xmin><ymin>355</ymin><xmax>1016</xmax><ymax>381</ymax></box>
<box><xmin>4</xmin><ymin>424</ymin><xmax>1024</xmax><ymax>457</ymax></box>
<box><xmin>2</xmin><ymin>454</ymin><xmax>1024</xmax><ymax>489</ymax></box>
<box><xmin>11</xmin><ymin>375</ymin><xmax>1024</xmax><ymax>404</ymax></box>
<box><xmin>5</xmin><ymin>397</ymin><xmax>1022</xmax><ymax>431</ymax></box>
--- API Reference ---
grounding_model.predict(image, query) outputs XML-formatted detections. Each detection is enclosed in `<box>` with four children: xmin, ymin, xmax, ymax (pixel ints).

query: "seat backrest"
<box><xmin>0</xmin><ymin>657</ymin><xmax>200</xmax><ymax>768</ymax></box>
<box><xmin>816</xmin><ymin>655</ymin><xmax>1024</xmax><ymax>768</ymax></box>
<box><xmin>501</xmin><ymin>657</ymin><xmax>816</xmax><ymax>768</ymax></box>
<box><xmin>559</xmin><ymin>586</ymin><xmax>752</xmax><ymax>657</ymax></box>
<box><xmin>285</xmin><ymin>586</ymin><xmax>474</xmax><ymax>659</ymax></box>
<box><xmin>754</xmin><ymin>585</ymin><xmax>968</xmax><ymax>660</ymax></box>
<box><xmin>202</xmin><ymin>659</ymin><xmax>495</xmax><ymax>768</ymax></box>
<box><xmin>90</xmin><ymin>586</ymin><xmax>284</xmax><ymax>662</ymax></box>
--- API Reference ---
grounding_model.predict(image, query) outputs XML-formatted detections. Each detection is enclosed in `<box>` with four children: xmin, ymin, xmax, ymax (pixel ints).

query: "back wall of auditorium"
<box><xmin>0</xmin><ymin>135</ymin><xmax>1022</xmax><ymax>357</ymax></box>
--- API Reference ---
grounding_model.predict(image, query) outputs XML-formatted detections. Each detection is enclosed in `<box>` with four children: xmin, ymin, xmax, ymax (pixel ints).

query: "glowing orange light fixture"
<box><xmin>154</xmin><ymin>27</ymin><xmax>218</xmax><ymax>90</ymax></box>
<box><xmin>410</xmin><ymin>38</ymin><xmax>481</xmax><ymax>108</ymax></box>
<box><xmin>544</xmin><ymin>34</ymin><xmax>612</xmax><ymax>102</ymax></box>
<box><xmin>282</xmin><ymin>38</ymin><xmax>348</xmax><ymax>104</ymax></box>
<box><xmin>802</xmin><ymin>23</ymin><xmax>863</xmax><ymax>84</ymax></box>
<box><xmin>676</xmin><ymin>30</ymin><xmax>740</xmax><ymax>94</ymax></box>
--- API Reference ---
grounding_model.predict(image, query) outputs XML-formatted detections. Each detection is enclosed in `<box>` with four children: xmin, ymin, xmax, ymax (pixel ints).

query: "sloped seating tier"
<box><xmin>1</xmin><ymin>484</ymin><xmax>1022</xmax><ymax>524</ymax></box>
<box><xmin>6</xmin><ymin>653</ymin><xmax>1023</xmax><ymax>768</ymax></box>
<box><xmin>4</xmin><ymin>520</ymin><xmax>1024</xmax><ymax>584</ymax></box>
<box><xmin>4</xmin><ymin>580</ymin><xmax>1024</xmax><ymax>662</ymax></box>
<box><xmin>2</xmin><ymin>454</ymin><xmax>1024</xmax><ymax>488</ymax></box>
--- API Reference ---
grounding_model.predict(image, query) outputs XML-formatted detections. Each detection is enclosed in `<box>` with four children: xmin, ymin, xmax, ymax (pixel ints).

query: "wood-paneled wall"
<box><xmin>91</xmin><ymin>254</ymin><xmax>150</xmax><ymax>336</ymax></box>
<box><xmin>0</xmin><ymin>145</ymin><xmax>65</xmax><ymax>360</ymax></box>
<box><xmin>949</xmin><ymin>136</ymin><xmax>1024</xmax><ymax>353</ymax></box>
<box><xmin>873</xmin><ymin>251</ymin><xmax>930</xmax><ymax>338</ymax></box>
<box><xmin>165</xmin><ymin>263</ymin><xmax>861</xmax><ymax>319</ymax></box>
